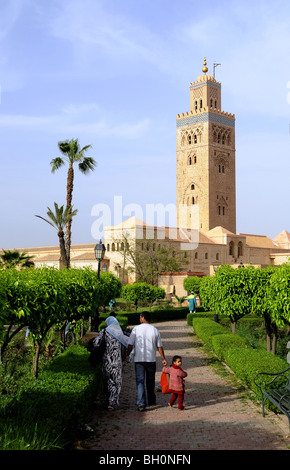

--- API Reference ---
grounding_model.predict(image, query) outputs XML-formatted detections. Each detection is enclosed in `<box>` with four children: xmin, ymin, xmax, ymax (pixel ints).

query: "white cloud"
<box><xmin>0</xmin><ymin>103</ymin><xmax>150</xmax><ymax>138</ymax></box>
<box><xmin>45</xmin><ymin>0</ymin><xmax>172</xmax><ymax>76</ymax></box>
<box><xmin>61</xmin><ymin>118</ymin><xmax>150</xmax><ymax>139</ymax></box>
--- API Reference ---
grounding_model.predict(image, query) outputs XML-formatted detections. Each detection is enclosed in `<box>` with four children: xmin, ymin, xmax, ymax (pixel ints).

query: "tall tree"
<box><xmin>35</xmin><ymin>203</ymin><xmax>78</xmax><ymax>269</ymax></box>
<box><xmin>50</xmin><ymin>139</ymin><xmax>96</xmax><ymax>266</ymax></box>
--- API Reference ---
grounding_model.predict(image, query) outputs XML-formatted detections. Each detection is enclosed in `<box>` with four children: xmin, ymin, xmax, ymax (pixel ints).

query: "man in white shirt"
<box><xmin>126</xmin><ymin>311</ymin><xmax>167</xmax><ymax>411</ymax></box>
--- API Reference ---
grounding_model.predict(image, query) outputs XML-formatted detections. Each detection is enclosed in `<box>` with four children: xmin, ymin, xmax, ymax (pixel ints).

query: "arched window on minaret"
<box><xmin>194</xmin><ymin>156</ymin><xmax>197</xmax><ymax>164</ymax></box>
<box><xmin>188</xmin><ymin>135</ymin><xmax>192</xmax><ymax>145</ymax></box>
<box><xmin>192</xmin><ymin>197</ymin><xmax>195</xmax><ymax>204</ymax></box>
<box><xmin>200</xmin><ymin>99</ymin><xmax>203</xmax><ymax>108</ymax></box>
<box><xmin>210</xmin><ymin>99</ymin><xmax>213</xmax><ymax>108</ymax></box>
<box><xmin>195</xmin><ymin>101</ymin><xmax>198</xmax><ymax>111</ymax></box>
<box><xmin>188</xmin><ymin>156</ymin><xmax>192</xmax><ymax>165</ymax></box>
<box><xmin>191</xmin><ymin>184</ymin><xmax>195</xmax><ymax>190</ymax></box>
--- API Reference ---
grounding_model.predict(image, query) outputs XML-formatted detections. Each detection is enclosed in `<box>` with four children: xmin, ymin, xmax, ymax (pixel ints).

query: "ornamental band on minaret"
<box><xmin>176</xmin><ymin>58</ymin><xmax>236</xmax><ymax>234</ymax></box>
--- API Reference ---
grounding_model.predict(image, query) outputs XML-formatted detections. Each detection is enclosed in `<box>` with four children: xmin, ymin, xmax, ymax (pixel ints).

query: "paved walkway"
<box><xmin>82</xmin><ymin>320</ymin><xmax>290</xmax><ymax>451</ymax></box>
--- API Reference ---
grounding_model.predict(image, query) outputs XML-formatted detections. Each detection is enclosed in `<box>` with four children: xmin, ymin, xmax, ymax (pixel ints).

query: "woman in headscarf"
<box><xmin>93</xmin><ymin>315</ymin><xmax>129</xmax><ymax>410</ymax></box>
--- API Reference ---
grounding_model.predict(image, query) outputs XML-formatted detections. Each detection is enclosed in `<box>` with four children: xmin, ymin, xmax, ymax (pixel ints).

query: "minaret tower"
<box><xmin>176</xmin><ymin>58</ymin><xmax>236</xmax><ymax>233</ymax></box>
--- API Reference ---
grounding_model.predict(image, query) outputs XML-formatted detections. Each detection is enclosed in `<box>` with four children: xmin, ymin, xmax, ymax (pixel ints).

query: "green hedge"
<box><xmin>191</xmin><ymin>317</ymin><xmax>289</xmax><ymax>411</ymax></box>
<box><xmin>211</xmin><ymin>333</ymin><xmax>249</xmax><ymax>361</ymax></box>
<box><xmin>192</xmin><ymin>317</ymin><xmax>231</xmax><ymax>348</ymax></box>
<box><xmin>187</xmin><ymin>311</ymin><xmax>219</xmax><ymax>325</ymax></box>
<box><xmin>5</xmin><ymin>345</ymin><xmax>101</xmax><ymax>448</ymax></box>
<box><xmin>103</xmin><ymin>307</ymin><xmax>189</xmax><ymax>326</ymax></box>
<box><xmin>225</xmin><ymin>347</ymin><xmax>288</xmax><ymax>403</ymax></box>
<box><xmin>98</xmin><ymin>308</ymin><xmax>188</xmax><ymax>331</ymax></box>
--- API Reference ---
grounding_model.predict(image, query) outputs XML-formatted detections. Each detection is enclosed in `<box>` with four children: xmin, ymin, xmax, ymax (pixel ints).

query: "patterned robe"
<box><xmin>93</xmin><ymin>328</ymin><xmax>123</xmax><ymax>408</ymax></box>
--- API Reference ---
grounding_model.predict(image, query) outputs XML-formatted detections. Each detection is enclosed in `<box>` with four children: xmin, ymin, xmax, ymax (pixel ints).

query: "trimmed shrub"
<box><xmin>11</xmin><ymin>345</ymin><xmax>100</xmax><ymax>446</ymax></box>
<box><xmin>187</xmin><ymin>311</ymin><xmax>219</xmax><ymax>325</ymax></box>
<box><xmin>211</xmin><ymin>333</ymin><xmax>249</xmax><ymax>361</ymax></box>
<box><xmin>225</xmin><ymin>347</ymin><xmax>289</xmax><ymax>406</ymax></box>
<box><xmin>191</xmin><ymin>316</ymin><xmax>289</xmax><ymax>410</ymax></box>
<box><xmin>149</xmin><ymin>307</ymin><xmax>188</xmax><ymax>323</ymax></box>
<box><xmin>112</xmin><ymin>307</ymin><xmax>188</xmax><ymax>326</ymax></box>
<box><xmin>192</xmin><ymin>318</ymin><xmax>231</xmax><ymax>348</ymax></box>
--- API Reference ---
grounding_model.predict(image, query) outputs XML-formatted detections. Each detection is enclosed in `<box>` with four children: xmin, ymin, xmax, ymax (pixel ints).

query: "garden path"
<box><xmin>82</xmin><ymin>320</ymin><xmax>290</xmax><ymax>451</ymax></box>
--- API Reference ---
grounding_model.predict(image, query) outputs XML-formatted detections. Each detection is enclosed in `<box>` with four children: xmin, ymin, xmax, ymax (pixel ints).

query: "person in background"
<box><xmin>187</xmin><ymin>292</ymin><xmax>197</xmax><ymax>313</ymax></box>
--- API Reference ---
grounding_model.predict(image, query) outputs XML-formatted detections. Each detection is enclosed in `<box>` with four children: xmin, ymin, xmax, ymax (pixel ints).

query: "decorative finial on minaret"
<box><xmin>202</xmin><ymin>57</ymin><xmax>208</xmax><ymax>73</ymax></box>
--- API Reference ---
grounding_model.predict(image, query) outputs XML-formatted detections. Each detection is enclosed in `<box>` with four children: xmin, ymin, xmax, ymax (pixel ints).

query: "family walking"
<box><xmin>91</xmin><ymin>311</ymin><xmax>187</xmax><ymax>412</ymax></box>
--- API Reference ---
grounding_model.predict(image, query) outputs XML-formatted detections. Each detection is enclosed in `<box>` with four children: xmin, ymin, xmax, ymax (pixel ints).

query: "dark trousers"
<box><xmin>169</xmin><ymin>392</ymin><xmax>184</xmax><ymax>409</ymax></box>
<box><xmin>135</xmin><ymin>362</ymin><xmax>156</xmax><ymax>407</ymax></box>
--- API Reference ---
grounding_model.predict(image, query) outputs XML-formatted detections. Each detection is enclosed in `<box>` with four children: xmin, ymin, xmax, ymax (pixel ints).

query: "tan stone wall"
<box><xmin>271</xmin><ymin>253</ymin><xmax>290</xmax><ymax>265</ymax></box>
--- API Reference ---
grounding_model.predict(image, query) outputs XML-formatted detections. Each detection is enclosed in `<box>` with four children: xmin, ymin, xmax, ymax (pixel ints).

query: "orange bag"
<box><xmin>160</xmin><ymin>372</ymin><xmax>170</xmax><ymax>394</ymax></box>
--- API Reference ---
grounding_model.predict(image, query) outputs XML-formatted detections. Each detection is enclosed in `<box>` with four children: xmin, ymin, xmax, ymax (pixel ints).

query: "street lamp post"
<box><xmin>94</xmin><ymin>240</ymin><xmax>106</xmax><ymax>278</ymax></box>
<box><xmin>92</xmin><ymin>240</ymin><xmax>106</xmax><ymax>331</ymax></box>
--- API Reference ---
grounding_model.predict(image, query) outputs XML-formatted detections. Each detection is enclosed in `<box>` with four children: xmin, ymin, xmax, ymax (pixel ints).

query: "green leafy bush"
<box><xmin>0</xmin><ymin>267</ymin><xmax>121</xmax><ymax>376</ymax></box>
<box><xmin>2</xmin><ymin>345</ymin><xmax>101</xmax><ymax>448</ymax></box>
<box><xmin>117</xmin><ymin>307</ymin><xmax>188</xmax><ymax>325</ymax></box>
<box><xmin>225</xmin><ymin>347</ymin><xmax>288</xmax><ymax>403</ymax></box>
<box><xmin>183</xmin><ymin>276</ymin><xmax>203</xmax><ymax>294</ymax></box>
<box><xmin>211</xmin><ymin>333</ymin><xmax>249</xmax><ymax>361</ymax></box>
<box><xmin>186</xmin><ymin>310</ymin><xmax>218</xmax><ymax>325</ymax></box>
<box><xmin>192</xmin><ymin>318</ymin><xmax>231</xmax><ymax>348</ymax></box>
<box><xmin>191</xmin><ymin>317</ymin><xmax>289</xmax><ymax>410</ymax></box>
<box><xmin>121</xmin><ymin>282</ymin><xmax>165</xmax><ymax>309</ymax></box>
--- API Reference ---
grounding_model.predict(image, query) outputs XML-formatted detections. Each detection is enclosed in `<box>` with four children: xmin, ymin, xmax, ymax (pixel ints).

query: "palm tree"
<box><xmin>50</xmin><ymin>139</ymin><xmax>96</xmax><ymax>266</ymax></box>
<box><xmin>35</xmin><ymin>203</ymin><xmax>78</xmax><ymax>269</ymax></box>
<box><xmin>0</xmin><ymin>249</ymin><xmax>35</xmax><ymax>269</ymax></box>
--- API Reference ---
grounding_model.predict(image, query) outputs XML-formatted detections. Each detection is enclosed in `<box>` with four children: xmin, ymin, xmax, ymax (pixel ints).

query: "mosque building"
<box><xmin>6</xmin><ymin>59</ymin><xmax>290</xmax><ymax>296</ymax></box>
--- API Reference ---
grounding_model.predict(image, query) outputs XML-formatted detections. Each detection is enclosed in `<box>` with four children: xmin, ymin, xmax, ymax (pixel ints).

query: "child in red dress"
<box><xmin>162</xmin><ymin>355</ymin><xmax>187</xmax><ymax>410</ymax></box>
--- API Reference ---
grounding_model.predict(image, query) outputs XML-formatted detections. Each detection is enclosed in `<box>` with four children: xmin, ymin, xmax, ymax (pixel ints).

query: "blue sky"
<box><xmin>0</xmin><ymin>0</ymin><xmax>290</xmax><ymax>249</ymax></box>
